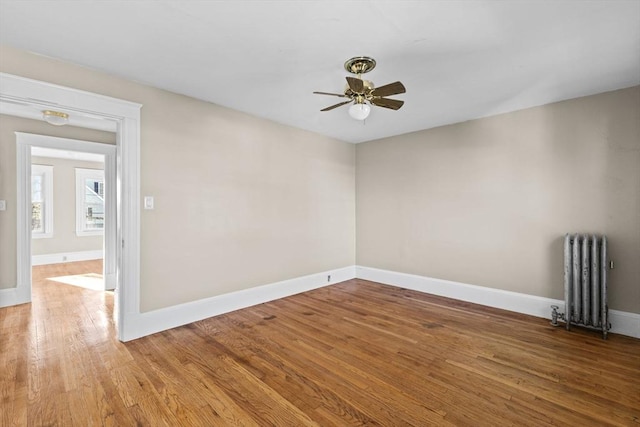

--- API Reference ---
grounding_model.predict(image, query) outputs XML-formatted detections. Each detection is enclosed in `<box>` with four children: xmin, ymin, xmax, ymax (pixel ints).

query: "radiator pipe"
<box><xmin>550</xmin><ymin>305</ymin><xmax>565</xmax><ymax>327</ymax></box>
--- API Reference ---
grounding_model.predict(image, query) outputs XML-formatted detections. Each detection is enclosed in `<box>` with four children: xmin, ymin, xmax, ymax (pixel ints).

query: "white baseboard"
<box><xmin>6</xmin><ymin>260</ymin><xmax>636</xmax><ymax>341</ymax></box>
<box><xmin>32</xmin><ymin>249</ymin><xmax>103</xmax><ymax>266</ymax></box>
<box><xmin>105</xmin><ymin>272</ymin><xmax>116</xmax><ymax>291</ymax></box>
<box><xmin>122</xmin><ymin>265</ymin><xmax>356</xmax><ymax>341</ymax></box>
<box><xmin>0</xmin><ymin>286</ymin><xmax>30</xmax><ymax>308</ymax></box>
<box><xmin>609</xmin><ymin>309</ymin><xmax>640</xmax><ymax>339</ymax></box>
<box><xmin>356</xmin><ymin>265</ymin><xmax>640</xmax><ymax>339</ymax></box>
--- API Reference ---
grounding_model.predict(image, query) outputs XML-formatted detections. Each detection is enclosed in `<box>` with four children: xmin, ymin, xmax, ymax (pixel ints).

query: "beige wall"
<box><xmin>357</xmin><ymin>86</ymin><xmax>640</xmax><ymax>314</ymax></box>
<box><xmin>4</xmin><ymin>44</ymin><xmax>636</xmax><ymax>317</ymax></box>
<box><xmin>0</xmin><ymin>114</ymin><xmax>115</xmax><ymax>289</ymax></box>
<box><xmin>31</xmin><ymin>156</ymin><xmax>105</xmax><ymax>256</ymax></box>
<box><xmin>0</xmin><ymin>45</ymin><xmax>356</xmax><ymax>311</ymax></box>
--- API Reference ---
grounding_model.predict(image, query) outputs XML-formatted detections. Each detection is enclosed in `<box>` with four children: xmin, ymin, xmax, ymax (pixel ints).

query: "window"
<box><xmin>31</xmin><ymin>164</ymin><xmax>53</xmax><ymax>238</ymax></box>
<box><xmin>76</xmin><ymin>168</ymin><xmax>105</xmax><ymax>236</ymax></box>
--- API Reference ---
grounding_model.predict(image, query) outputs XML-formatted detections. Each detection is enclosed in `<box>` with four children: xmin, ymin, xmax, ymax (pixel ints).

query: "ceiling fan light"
<box><xmin>348</xmin><ymin>102</ymin><xmax>371</xmax><ymax>120</ymax></box>
<box><xmin>42</xmin><ymin>110</ymin><xmax>69</xmax><ymax>126</ymax></box>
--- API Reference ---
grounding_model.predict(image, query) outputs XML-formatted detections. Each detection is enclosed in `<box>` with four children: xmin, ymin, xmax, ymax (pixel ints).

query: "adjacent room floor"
<box><xmin>1</xmin><ymin>261</ymin><xmax>639</xmax><ymax>426</ymax></box>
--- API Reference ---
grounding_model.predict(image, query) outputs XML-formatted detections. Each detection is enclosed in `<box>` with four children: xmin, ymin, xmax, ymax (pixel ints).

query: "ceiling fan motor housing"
<box><xmin>344</xmin><ymin>80</ymin><xmax>375</xmax><ymax>96</ymax></box>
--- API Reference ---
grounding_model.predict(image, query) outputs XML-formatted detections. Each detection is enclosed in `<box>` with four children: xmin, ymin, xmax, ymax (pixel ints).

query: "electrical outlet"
<box><xmin>327</xmin><ymin>274</ymin><xmax>331</xmax><ymax>282</ymax></box>
<box><xmin>0</xmin><ymin>200</ymin><xmax>6</xmax><ymax>211</ymax></box>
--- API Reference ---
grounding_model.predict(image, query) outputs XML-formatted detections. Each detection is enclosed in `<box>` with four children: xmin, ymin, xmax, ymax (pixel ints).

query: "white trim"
<box><xmin>32</xmin><ymin>250</ymin><xmax>104</xmax><ymax>266</ymax></box>
<box><xmin>127</xmin><ymin>266</ymin><xmax>356</xmax><ymax>340</ymax></box>
<box><xmin>117</xmin><ymin>113</ymin><xmax>141</xmax><ymax>341</ymax></box>
<box><xmin>0</xmin><ymin>287</ymin><xmax>28</xmax><ymax>308</ymax></box>
<box><xmin>103</xmin><ymin>151</ymin><xmax>116</xmax><ymax>291</ymax></box>
<box><xmin>1</xmin><ymin>73</ymin><xmax>141</xmax><ymax>341</ymax></box>
<box><xmin>15</xmin><ymin>142</ymin><xmax>32</xmax><ymax>306</ymax></box>
<box><xmin>356</xmin><ymin>266</ymin><xmax>640</xmax><ymax>339</ymax></box>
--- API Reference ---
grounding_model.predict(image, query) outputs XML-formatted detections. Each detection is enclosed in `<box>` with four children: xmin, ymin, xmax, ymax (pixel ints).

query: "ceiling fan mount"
<box><xmin>314</xmin><ymin>56</ymin><xmax>406</xmax><ymax>120</ymax></box>
<box><xmin>344</xmin><ymin>56</ymin><xmax>377</xmax><ymax>75</ymax></box>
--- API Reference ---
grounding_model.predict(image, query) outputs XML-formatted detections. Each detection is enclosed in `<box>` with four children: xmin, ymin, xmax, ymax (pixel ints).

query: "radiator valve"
<box><xmin>550</xmin><ymin>305</ymin><xmax>565</xmax><ymax>327</ymax></box>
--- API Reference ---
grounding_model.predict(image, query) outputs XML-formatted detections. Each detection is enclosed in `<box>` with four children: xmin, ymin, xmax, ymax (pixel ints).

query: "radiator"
<box><xmin>550</xmin><ymin>234</ymin><xmax>610</xmax><ymax>339</ymax></box>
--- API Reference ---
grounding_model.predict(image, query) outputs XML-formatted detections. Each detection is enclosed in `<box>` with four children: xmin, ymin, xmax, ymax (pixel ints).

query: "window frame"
<box><xmin>75</xmin><ymin>167</ymin><xmax>105</xmax><ymax>237</ymax></box>
<box><xmin>31</xmin><ymin>164</ymin><xmax>53</xmax><ymax>239</ymax></box>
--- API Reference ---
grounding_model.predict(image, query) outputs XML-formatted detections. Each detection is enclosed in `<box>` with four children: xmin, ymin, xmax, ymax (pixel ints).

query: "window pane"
<box><xmin>31</xmin><ymin>175</ymin><xmax>43</xmax><ymax>202</ymax></box>
<box><xmin>31</xmin><ymin>165</ymin><xmax>53</xmax><ymax>237</ymax></box>
<box><xmin>31</xmin><ymin>174</ymin><xmax>44</xmax><ymax>233</ymax></box>
<box><xmin>84</xmin><ymin>178</ymin><xmax>104</xmax><ymax>230</ymax></box>
<box><xmin>32</xmin><ymin>202</ymin><xmax>43</xmax><ymax>232</ymax></box>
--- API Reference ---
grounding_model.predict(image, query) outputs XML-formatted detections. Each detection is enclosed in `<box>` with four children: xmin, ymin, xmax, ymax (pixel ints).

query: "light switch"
<box><xmin>0</xmin><ymin>200</ymin><xmax>6</xmax><ymax>211</ymax></box>
<box><xmin>144</xmin><ymin>196</ymin><xmax>154</xmax><ymax>210</ymax></box>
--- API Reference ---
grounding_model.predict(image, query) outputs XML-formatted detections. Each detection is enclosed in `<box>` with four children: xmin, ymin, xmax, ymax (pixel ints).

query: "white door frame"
<box><xmin>17</xmin><ymin>133</ymin><xmax>117</xmax><ymax>290</ymax></box>
<box><xmin>0</xmin><ymin>72</ymin><xmax>141</xmax><ymax>342</ymax></box>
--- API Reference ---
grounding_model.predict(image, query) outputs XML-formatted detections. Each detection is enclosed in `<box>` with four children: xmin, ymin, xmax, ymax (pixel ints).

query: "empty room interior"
<box><xmin>0</xmin><ymin>1</ymin><xmax>639</xmax><ymax>426</ymax></box>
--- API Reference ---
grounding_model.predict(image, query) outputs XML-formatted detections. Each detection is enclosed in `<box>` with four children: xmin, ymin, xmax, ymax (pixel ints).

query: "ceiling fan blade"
<box><xmin>371</xmin><ymin>81</ymin><xmax>406</xmax><ymax>97</ymax></box>
<box><xmin>321</xmin><ymin>100</ymin><xmax>352</xmax><ymax>111</ymax></box>
<box><xmin>313</xmin><ymin>91</ymin><xmax>348</xmax><ymax>98</ymax></box>
<box><xmin>371</xmin><ymin>97</ymin><xmax>404</xmax><ymax>110</ymax></box>
<box><xmin>346</xmin><ymin>76</ymin><xmax>364</xmax><ymax>94</ymax></box>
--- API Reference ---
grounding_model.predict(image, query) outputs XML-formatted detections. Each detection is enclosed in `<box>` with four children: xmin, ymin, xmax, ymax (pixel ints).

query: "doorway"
<box><xmin>0</xmin><ymin>71</ymin><xmax>141</xmax><ymax>341</ymax></box>
<box><xmin>18</xmin><ymin>133</ymin><xmax>117</xmax><ymax>298</ymax></box>
<box><xmin>29</xmin><ymin>143</ymin><xmax>112</xmax><ymax>295</ymax></box>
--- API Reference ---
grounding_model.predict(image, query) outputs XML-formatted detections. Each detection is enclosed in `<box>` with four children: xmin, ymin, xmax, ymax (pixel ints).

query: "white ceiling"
<box><xmin>1</xmin><ymin>1</ymin><xmax>638</xmax><ymax>143</ymax></box>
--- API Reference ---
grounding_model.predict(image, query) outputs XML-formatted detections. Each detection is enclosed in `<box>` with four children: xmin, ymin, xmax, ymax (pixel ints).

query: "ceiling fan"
<box><xmin>314</xmin><ymin>56</ymin><xmax>406</xmax><ymax>121</ymax></box>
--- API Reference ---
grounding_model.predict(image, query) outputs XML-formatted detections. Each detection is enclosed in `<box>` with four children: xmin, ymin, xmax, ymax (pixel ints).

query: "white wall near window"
<box><xmin>75</xmin><ymin>168</ymin><xmax>105</xmax><ymax>236</ymax></box>
<box><xmin>31</xmin><ymin>164</ymin><xmax>53</xmax><ymax>239</ymax></box>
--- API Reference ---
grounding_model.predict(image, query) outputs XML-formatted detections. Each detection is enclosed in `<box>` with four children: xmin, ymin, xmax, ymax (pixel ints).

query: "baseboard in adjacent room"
<box><xmin>32</xmin><ymin>250</ymin><xmax>103</xmax><ymax>266</ymax></box>
<box><xmin>355</xmin><ymin>265</ymin><xmax>639</xmax><ymax>339</ymax></box>
<box><xmin>0</xmin><ymin>287</ymin><xmax>29</xmax><ymax>308</ymax></box>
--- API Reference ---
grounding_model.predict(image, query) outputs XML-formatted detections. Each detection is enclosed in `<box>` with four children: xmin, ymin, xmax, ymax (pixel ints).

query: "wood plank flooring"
<box><xmin>1</xmin><ymin>261</ymin><xmax>639</xmax><ymax>426</ymax></box>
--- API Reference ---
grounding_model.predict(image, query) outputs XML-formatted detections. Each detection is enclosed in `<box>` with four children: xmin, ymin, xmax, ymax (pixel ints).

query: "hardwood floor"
<box><xmin>2</xmin><ymin>261</ymin><xmax>639</xmax><ymax>426</ymax></box>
